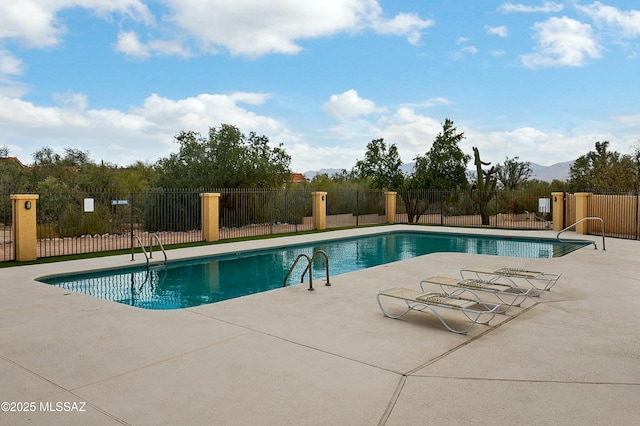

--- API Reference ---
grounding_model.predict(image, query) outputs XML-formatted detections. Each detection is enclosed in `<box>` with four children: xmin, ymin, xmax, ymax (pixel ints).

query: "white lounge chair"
<box><xmin>420</xmin><ymin>275</ymin><xmax>537</xmax><ymax>309</ymax></box>
<box><xmin>460</xmin><ymin>265</ymin><xmax>561</xmax><ymax>291</ymax></box>
<box><xmin>376</xmin><ymin>287</ymin><xmax>503</xmax><ymax>334</ymax></box>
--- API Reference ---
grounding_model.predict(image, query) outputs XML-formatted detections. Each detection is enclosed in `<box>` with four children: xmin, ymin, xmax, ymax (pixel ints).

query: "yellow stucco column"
<box><xmin>385</xmin><ymin>192</ymin><xmax>397</xmax><ymax>224</ymax></box>
<box><xmin>551</xmin><ymin>192</ymin><xmax>564</xmax><ymax>232</ymax></box>
<box><xmin>574</xmin><ymin>192</ymin><xmax>591</xmax><ymax>234</ymax></box>
<box><xmin>312</xmin><ymin>192</ymin><xmax>327</xmax><ymax>230</ymax></box>
<box><xmin>11</xmin><ymin>194</ymin><xmax>39</xmax><ymax>261</ymax></box>
<box><xmin>200</xmin><ymin>193</ymin><xmax>220</xmax><ymax>242</ymax></box>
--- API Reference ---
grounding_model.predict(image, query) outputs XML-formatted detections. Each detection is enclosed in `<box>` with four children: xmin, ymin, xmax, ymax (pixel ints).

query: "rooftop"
<box><xmin>1</xmin><ymin>225</ymin><xmax>638</xmax><ymax>425</ymax></box>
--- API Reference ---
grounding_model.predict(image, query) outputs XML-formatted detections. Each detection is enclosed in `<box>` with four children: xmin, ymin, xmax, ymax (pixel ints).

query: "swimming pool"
<box><xmin>40</xmin><ymin>231</ymin><xmax>588</xmax><ymax>310</ymax></box>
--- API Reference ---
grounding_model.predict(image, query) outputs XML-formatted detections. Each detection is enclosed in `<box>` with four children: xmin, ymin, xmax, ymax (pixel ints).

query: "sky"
<box><xmin>1</xmin><ymin>1</ymin><xmax>639</xmax><ymax>174</ymax></box>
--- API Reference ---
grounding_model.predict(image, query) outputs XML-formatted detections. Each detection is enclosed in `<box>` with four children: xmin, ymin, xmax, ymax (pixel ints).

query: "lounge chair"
<box><xmin>420</xmin><ymin>275</ymin><xmax>537</xmax><ymax>309</ymax></box>
<box><xmin>376</xmin><ymin>287</ymin><xmax>503</xmax><ymax>334</ymax></box>
<box><xmin>460</xmin><ymin>265</ymin><xmax>561</xmax><ymax>291</ymax></box>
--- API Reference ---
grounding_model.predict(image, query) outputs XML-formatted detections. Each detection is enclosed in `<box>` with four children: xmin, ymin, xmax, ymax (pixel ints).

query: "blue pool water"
<box><xmin>40</xmin><ymin>231</ymin><xmax>588</xmax><ymax>310</ymax></box>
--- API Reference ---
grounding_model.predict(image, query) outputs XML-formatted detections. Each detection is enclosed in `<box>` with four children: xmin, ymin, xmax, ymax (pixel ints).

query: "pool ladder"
<box><xmin>283</xmin><ymin>250</ymin><xmax>330</xmax><ymax>291</ymax></box>
<box><xmin>132</xmin><ymin>233</ymin><xmax>168</xmax><ymax>269</ymax></box>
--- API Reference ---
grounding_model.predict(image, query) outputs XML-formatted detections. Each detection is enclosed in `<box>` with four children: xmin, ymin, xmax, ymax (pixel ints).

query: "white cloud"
<box><xmin>370</xmin><ymin>12</ymin><xmax>434</xmax><ymax>45</ymax></box>
<box><xmin>134</xmin><ymin>92</ymin><xmax>281</xmax><ymax>135</ymax></box>
<box><xmin>165</xmin><ymin>0</ymin><xmax>433</xmax><ymax>57</ymax></box>
<box><xmin>521</xmin><ymin>17</ymin><xmax>601</xmax><ymax>68</ymax></box>
<box><xmin>577</xmin><ymin>2</ymin><xmax>640</xmax><ymax>38</ymax></box>
<box><xmin>486</xmin><ymin>25</ymin><xmax>509</xmax><ymax>37</ymax></box>
<box><xmin>0</xmin><ymin>91</ymin><xmax>289</xmax><ymax>166</ymax></box>
<box><xmin>499</xmin><ymin>1</ymin><xmax>564</xmax><ymax>14</ymax></box>
<box><xmin>462</xmin><ymin>46</ymin><xmax>479</xmax><ymax>55</ymax></box>
<box><xmin>323</xmin><ymin>89</ymin><xmax>386</xmax><ymax>122</ymax></box>
<box><xmin>115</xmin><ymin>31</ymin><xmax>191</xmax><ymax>58</ymax></box>
<box><xmin>0</xmin><ymin>0</ymin><xmax>152</xmax><ymax>47</ymax></box>
<box><xmin>0</xmin><ymin>49</ymin><xmax>23</xmax><ymax>76</ymax></box>
<box><xmin>400</xmin><ymin>97</ymin><xmax>453</xmax><ymax>108</ymax></box>
<box><xmin>375</xmin><ymin>108</ymin><xmax>442</xmax><ymax>156</ymax></box>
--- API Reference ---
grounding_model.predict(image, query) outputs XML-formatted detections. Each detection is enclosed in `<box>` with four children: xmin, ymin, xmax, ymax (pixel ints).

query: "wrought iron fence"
<box><xmin>217</xmin><ymin>189</ymin><xmax>313</xmax><ymax>239</ymax></box>
<box><xmin>326</xmin><ymin>190</ymin><xmax>386</xmax><ymax>228</ymax></box>
<box><xmin>1</xmin><ymin>192</ymin><xmax>14</xmax><ymax>262</ymax></box>
<box><xmin>394</xmin><ymin>189</ymin><xmax>553</xmax><ymax>230</ymax></box>
<box><xmin>36</xmin><ymin>189</ymin><xmax>204</xmax><ymax>258</ymax></box>
<box><xmin>5</xmin><ymin>187</ymin><xmax>640</xmax><ymax>263</ymax></box>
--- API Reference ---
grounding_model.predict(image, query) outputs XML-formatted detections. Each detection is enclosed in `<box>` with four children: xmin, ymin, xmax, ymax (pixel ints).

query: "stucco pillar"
<box><xmin>551</xmin><ymin>192</ymin><xmax>564</xmax><ymax>232</ymax></box>
<box><xmin>11</xmin><ymin>194</ymin><xmax>39</xmax><ymax>261</ymax></box>
<box><xmin>200</xmin><ymin>193</ymin><xmax>220</xmax><ymax>242</ymax></box>
<box><xmin>385</xmin><ymin>192</ymin><xmax>397</xmax><ymax>224</ymax></box>
<box><xmin>312</xmin><ymin>192</ymin><xmax>327</xmax><ymax>230</ymax></box>
<box><xmin>574</xmin><ymin>192</ymin><xmax>591</xmax><ymax>234</ymax></box>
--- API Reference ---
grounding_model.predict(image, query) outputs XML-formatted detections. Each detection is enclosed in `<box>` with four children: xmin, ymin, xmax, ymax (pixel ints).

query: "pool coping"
<box><xmin>2</xmin><ymin>225</ymin><xmax>639</xmax><ymax>425</ymax></box>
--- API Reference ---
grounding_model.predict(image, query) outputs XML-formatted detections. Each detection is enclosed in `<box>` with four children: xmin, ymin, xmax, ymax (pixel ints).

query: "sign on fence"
<box><xmin>84</xmin><ymin>198</ymin><xmax>94</xmax><ymax>212</ymax></box>
<box><xmin>111</xmin><ymin>200</ymin><xmax>129</xmax><ymax>206</ymax></box>
<box><xmin>538</xmin><ymin>198</ymin><xmax>551</xmax><ymax>213</ymax></box>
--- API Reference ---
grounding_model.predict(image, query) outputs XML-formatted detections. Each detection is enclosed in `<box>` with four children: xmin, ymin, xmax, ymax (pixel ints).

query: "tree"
<box><xmin>569</xmin><ymin>141</ymin><xmax>638</xmax><ymax>191</ymax></box>
<box><xmin>353</xmin><ymin>139</ymin><xmax>405</xmax><ymax>190</ymax></box>
<box><xmin>413</xmin><ymin>118</ymin><xmax>470</xmax><ymax>190</ymax></box>
<box><xmin>496</xmin><ymin>157</ymin><xmax>532</xmax><ymax>190</ymax></box>
<box><xmin>154</xmin><ymin>124</ymin><xmax>292</xmax><ymax>188</ymax></box>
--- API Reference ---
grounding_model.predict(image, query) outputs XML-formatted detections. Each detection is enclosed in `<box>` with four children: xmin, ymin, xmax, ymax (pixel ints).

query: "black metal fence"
<box><xmin>1</xmin><ymin>192</ymin><xmax>14</xmax><ymax>261</ymax></box>
<box><xmin>326</xmin><ymin>190</ymin><xmax>386</xmax><ymax>227</ymax></box>
<box><xmin>217</xmin><ymin>189</ymin><xmax>313</xmax><ymax>239</ymax></box>
<box><xmin>35</xmin><ymin>189</ymin><xmax>204</xmax><ymax>259</ymax></box>
<box><xmin>394</xmin><ymin>188</ymin><xmax>553</xmax><ymax>230</ymax></box>
<box><xmin>5</xmin><ymin>187</ymin><xmax>640</xmax><ymax>262</ymax></box>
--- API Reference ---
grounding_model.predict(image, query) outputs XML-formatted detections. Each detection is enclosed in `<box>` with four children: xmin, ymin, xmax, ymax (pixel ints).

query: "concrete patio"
<box><xmin>1</xmin><ymin>225</ymin><xmax>639</xmax><ymax>425</ymax></box>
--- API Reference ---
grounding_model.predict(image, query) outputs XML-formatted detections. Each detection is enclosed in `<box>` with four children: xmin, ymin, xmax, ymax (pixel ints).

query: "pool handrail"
<box><xmin>148</xmin><ymin>233</ymin><xmax>167</xmax><ymax>264</ymax></box>
<box><xmin>283</xmin><ymin>250</ymin><xmax>331</xmax><ymax>291</ymax></box>
<box><xmin>132</xmin><ymin>235</ymin><xmax>150</xmax><ymax>269</ymax></box>
<box><xmin>557</xmin><ymin>217</ymin><xmax>605</xmax><ymax>250</ymax></box>
<box><xmin>301</xmin><ymin>250</ymin><xmax>331</xmax><ymax>288</ymax></box>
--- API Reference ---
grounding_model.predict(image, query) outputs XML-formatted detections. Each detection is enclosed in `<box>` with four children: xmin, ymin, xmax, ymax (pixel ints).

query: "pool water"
<box><xmin>40</xmin><ymin>231</ymin><xmax>588</xmax><ymax>310</ymax></box>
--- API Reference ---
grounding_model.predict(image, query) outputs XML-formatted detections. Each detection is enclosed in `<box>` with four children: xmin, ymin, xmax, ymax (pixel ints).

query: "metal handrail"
<box><xmin>283</xmin><ymin>250</ymin><xmax>331</xmax><ymax>291</ymax></box>
<box><xmin>283</xmin><ymin>254</ymin><xmax>312</xmax><ymax>290</ymax></box>
<box><xmin>132</xmin><ymin>235</ymin><xmax>150</xmax><ymax>268</ymax></box>
<box><xmin>149</xmin><ymin>233</ymin><xmax>168</xmax><ymax>264</ymax></box>
<box><xmin>557</xmin><ymin>217</ymin><xmax>605</xmax><ymax>250</ymax></box>
<box><xmin>302</xmin><ymin>250</ymin><xmax>331</xmax><ymax>287</ymax></box>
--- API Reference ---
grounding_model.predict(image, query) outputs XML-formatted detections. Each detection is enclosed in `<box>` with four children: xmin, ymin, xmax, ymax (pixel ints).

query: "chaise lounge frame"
<box><xmin>460</xmin><ymin>265</ymin><xmax>562</xmax><ymax>292</ymax></box>
<box><xmin>420</xmin><ymin>275</ymin><xmax>537</xmax><ymax>309</ymax></box>
<box><xmin>376</xmin><ymin>287</ymin><xmax>503</xmax><ymax>334</ymax></box>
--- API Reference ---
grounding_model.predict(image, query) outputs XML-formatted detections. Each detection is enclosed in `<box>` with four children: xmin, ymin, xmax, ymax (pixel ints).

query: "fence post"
<box><xmin>385</xmin><ymin>192</ymin><xmax>397</xmax><ymax>224</ymax></box>
<box><xmin>551</xmin><ymin>192</ymin><xmax>565</xmax><ymax>232</ymax></box>
<box><xmin>201</xmin><ymin>193</ymin><xmax>221</xmax><ymax>241</ymax></box>
<box><xmin>574</xmin><ymin>192</ymin><xmax>591</xmax><ymax>234</ymax></box>
<box><xmin>312</xmin><ymin>192</ymin><xmax>327</xmax><ymax>230</ymax></box>
<box><xmin>10</xmin><ymin>194</ymin><xmax>39</xmax><ymax>261</ymax></box>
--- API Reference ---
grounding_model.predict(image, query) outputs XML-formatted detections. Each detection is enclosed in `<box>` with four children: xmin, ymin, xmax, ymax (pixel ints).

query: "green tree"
<box><xmin>496</xmin><ymin>157</ymin><xmax>532</xmax><ymax>190</ymax></box>
<box><xmin>154</xmin><ymin>124</ymin><xmax>292</xmax><ymax>188</ymax></box>
<box><xmin>353</xmin><ymin>139</ymin><xmax>405</xmax><ymax>190</ymax></box>
<box><xmin>413</xmin><ymin>118</ymin><xmax>470</xmax><ymax>190</ymax></box>
<box><xmin>569</xmin><ymin>141</ymin><xmax>638</xmax><ymax>191</ymax></box>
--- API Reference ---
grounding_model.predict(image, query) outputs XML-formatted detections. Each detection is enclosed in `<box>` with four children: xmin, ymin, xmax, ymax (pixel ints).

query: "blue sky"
<box><xmin>1</xmin><ymin>1</ymin><xmax>639</xmax><ymax>173</ymax></box>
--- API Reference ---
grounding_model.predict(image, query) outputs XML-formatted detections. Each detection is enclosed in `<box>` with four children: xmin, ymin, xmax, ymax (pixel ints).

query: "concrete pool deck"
<box><xmin>1</xmin><ymin>225</ymin><xmax>639</xmax><ymax>425</ymax></box>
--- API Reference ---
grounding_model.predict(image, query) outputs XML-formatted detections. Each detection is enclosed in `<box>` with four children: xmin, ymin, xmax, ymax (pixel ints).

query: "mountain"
<box><xmin>303</xmin><ymin>168</ymin><xmax>344</xmax><ymax>179</ymax></box>
<box><xmin>303</xmin><ymin>161</ymin><xmax>573</xmax><ymax>182</ymax></box>
<box><xmin>530</xmin><ymin>161</ymin><xmax>572</xmax><ymax>182</ymax></box>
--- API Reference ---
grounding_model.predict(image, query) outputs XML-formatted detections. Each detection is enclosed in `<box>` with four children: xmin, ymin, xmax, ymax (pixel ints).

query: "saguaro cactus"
<box><xmin>471</xmin><ymin>147</ymin><xmax>498</xmax><ymax>225</ymax></box>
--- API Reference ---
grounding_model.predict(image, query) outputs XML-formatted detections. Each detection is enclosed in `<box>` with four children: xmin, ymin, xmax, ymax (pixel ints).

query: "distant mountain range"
<box><xmin>304</xmin><ymin>160</ymin><xmax>573</xmax><ymax>183</ymax></box>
